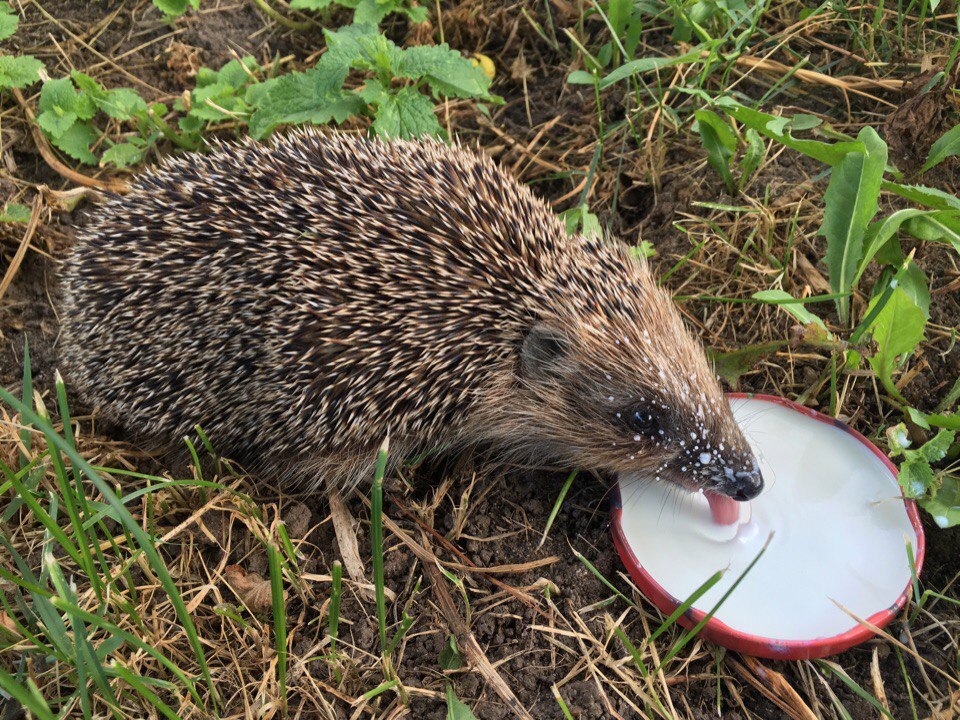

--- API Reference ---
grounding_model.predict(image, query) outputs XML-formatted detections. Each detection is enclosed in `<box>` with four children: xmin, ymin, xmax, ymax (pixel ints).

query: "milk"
<box><xmin>617</xmin><ymin>397</ymin><xmax>918</xmax><ymax>640</ymax></box>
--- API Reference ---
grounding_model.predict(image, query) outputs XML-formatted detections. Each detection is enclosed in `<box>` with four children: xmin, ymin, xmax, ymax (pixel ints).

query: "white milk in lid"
<box><xmin>617</xmin><ymin>396</ymin><xmax>918</xmax><ymax>640</ymax></box>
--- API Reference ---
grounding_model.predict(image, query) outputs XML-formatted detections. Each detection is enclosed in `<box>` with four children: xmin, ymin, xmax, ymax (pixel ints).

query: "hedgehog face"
<box><xmin>518</xmin><ymin>315</ymin><xmax>764</xmax><ymax>502</ymax></box>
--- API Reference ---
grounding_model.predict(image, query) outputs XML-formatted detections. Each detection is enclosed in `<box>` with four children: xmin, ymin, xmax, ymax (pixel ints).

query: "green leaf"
<box><xmin>707</xmin><ymin>341</ymin><xmax>786</xmax><ymax>387</ymax></box>
<box><xmin>101</xmin><ymin>142</ymin><xmax>146</xmax><ymax>168</ymax></box>
<box><xmin>0</xmin><ymin>55</ymin><xmax>44</xmax><ymax>89</ymax></box>
<box><xmin>716</xmin><ymin>98</ymin><xmax>866</xmax><ymax>167</ymax></box>
<box><xmin>867</xmin><ymin>288</ymin><xmax>926</xmax><ymax>402</ymax></box>
<box><xmin>353</xmin><ymin>0</ymin><xmax>392</xmax><ymax>24</ymax></box>
<box><xmin>593</xmin><ymin>49</ymin><xmax>702</xmax><ymax>89</ymax></box>
<box><xmin>916</xmin><ymin>429</ymin><xmax>955</xmax><ymax>463</ymax></box>
<box><xmin>439</xmin><ymin>635</ymin><xmax>463</xmax><ymax>671</ymax></box>
<box><xmin>101</xmin><ymin>88</ymin><xmax>149</xmax><ymax>120</ymax></box>
<box><xmin>904</xmin><ymin>212</ymin><xmax>960</xmax><ymax>254</ymax></box>
<box><xmin>854</xmin><ymin>209</ymin><xmax>934</xmax><ymax>288</ymax></box>
<box><xmin>290</xmin><ymin>0</ymin><xmax>336</xmax><ymax>7</ymax></box>
<box><xmin>53</xmin><ymin>121</ymin><xmax>99</xmax><ymax>164</ymax></box>
<box><xmin>921</xmin><ymin>123</ymin><xmax>960</xmax><ymax>173</ymax></box>
<box><xmin>919</xmin><ymin>475</ymin><xmax>960</xmax><ymax>528</ymax></box>
<box><xmin>247</xmin><ymin>56</ymin><xmax>357</xmax><ymax>138</ymax></box>
<box><xmin>37</xmin><ymin>77</ymin><xmax>96</xmax><ymax>139</ymax></box>
<box><xmin>372</xmin><ymin>86</ymin><xmax>440</xmax><ymax>139</ymax></box>
<box><xmin>820</xmin><ymin>127</ymin><xmax>887</xmax><ymax>323</ymax></box>
<box><xmin>396</xmin><ymin>44</ymin><xmax>491</xmax><ymax>99</ymax></box>
<box><xmin>882</xmin><ymin>181</ymin><xmax>960</xmax><ymax>212</ymax></box>
<box><xmin>738</xmin><ymin>128</ymin><xmax>764</xmax><ymax>189</ymax></box>
<box><xmin>694</xmin><ymin>109</ymin><xmax>736</xmax><ymax>194</ymax></box>
<box><xmin>0</xmin><ymin>2</ymin><xmax>19</xmax><ymax>41</ymax></box>
<box><xmin>0</xmin><ymin>202</ymin><xmax>31</xmax><ymax>223</ymax></box>
<box><xmin>752</xmin><ymin>290</ymin><xmax>827</xmax><ymax>329</ymax></box>
<box><xmin>446</xmin><ymin>685</ymin><xmax>480</xmax><ymax>720</ymax></box>
<box><xmin>153</xmin><ymin>0</ymin><xmax>199</xmax><ymax>17</ymax></box>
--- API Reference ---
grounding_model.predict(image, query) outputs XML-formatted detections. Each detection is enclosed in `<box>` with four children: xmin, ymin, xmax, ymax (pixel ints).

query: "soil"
<box><xmin>2</xmin><ymin>1</ymin><xmax>959</xmax><ymax>719</ymax></box>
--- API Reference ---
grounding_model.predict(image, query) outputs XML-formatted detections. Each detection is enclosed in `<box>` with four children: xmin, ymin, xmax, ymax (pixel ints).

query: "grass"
<box><xmin>1</xmin><ymin>0</ymin><xmax>959</xmax><ymax>717</ymax></box>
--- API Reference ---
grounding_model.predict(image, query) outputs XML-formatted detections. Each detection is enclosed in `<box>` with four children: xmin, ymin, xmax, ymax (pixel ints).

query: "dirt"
<box><xmin>2</xmin><ymin>1</ymin><xmax>960</xmax><ymax>719</ymax></box>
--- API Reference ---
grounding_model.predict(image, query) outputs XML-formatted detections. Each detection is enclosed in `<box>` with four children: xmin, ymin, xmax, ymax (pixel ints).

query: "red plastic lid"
<box><xmin>610</xmin><ymin>392</ymin><xmax>925</xmax><ymax>661</ymax></box>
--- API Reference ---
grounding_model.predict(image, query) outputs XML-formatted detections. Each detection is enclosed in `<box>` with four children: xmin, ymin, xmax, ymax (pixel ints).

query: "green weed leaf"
<box><xmin>395</xmin><ymin>44</ymin><xmax>491</xmax><ymax>98</ymax></box>
<box><xmin>694</xmin><ymin>109</ymin><xmax>737</xmax><ymax>194</ymax></box>
<box><xmin>0</xmin><ymin>55</ymin><xmax>44</xmax><ymax>89</ymax></box>
<box><xmin>0</xmin><ymin>202</ymin><xmax>31</xmax><ymax>223</ymax></box>
<box><xmin>153</xmin><ymin>0</ymin><xmax>200</xmax><ymax>17</ymax></box>
<box><xmin>101</xmin><ymin>142</ymin><xmax>147</xmax><ymax>168</ymax></box>
<box><xmin>247</xmin><ymin>57</ymin><xmax>357</xmax><ymax>138</ymax></box>
<box><xmin>921</xmin><ymin>123</ymin><xmax>960</xmax><ymax>174</ymax></box>
<box><xmin>373</xmin><ymin>86</ymin><xmax>441</xmax><ymax>138</ymax></box>
<box><xmin>821</xmin><ymin>127</ymin><xmax>887</xmax><ymax>323</ymax></box>
<box><xmin>439</xmin><ymin>635</ymin><xmax>463</xmax><ymax>671</ymax></box>
<box><xmin>867</xmin><ymin>288</ymin><xmax>925</xmax><ymax>402</ymax></box>
<box><xmin>446</xmin><ymin>685</ymin><xmax>480</xmax><ymax>720</ymax></box>
<box><xmin>0</xmin><ymin>1</ymin><xmax>19</xmax><ymax>41</ymax></box>
<box><xmin>752</xmin><ymin>290</ymin><xmax>827</xmax><ymax>329</ymax></box>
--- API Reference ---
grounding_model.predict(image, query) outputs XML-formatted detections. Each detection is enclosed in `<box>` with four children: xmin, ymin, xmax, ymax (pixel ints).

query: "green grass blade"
<box><xmin>371</xmin><ymin>437</ymin><xmax>389</xmax><ymax>655</ymax></box>
<box><xmin>0</xmin><ymin>385</ymin><xmax>216</xmax><ymax>708</ymax></box>
<box><xmin>268</xmin><ymin>540</ymin><xmax>287</xmax><ymax>708</ymax></box>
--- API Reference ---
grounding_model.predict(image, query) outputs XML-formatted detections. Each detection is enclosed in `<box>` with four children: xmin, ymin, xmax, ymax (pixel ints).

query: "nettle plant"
<box><xmin>696</xmin><ymin>98</ymin><xmax>960</xmax><ymax>526</ymax></box>
<box><xmin>249</xmin><ymin>23</ymin><xmax>493</xmax><ymax>139</ymax></box>
<box><xmin>2</xmin><ymin>0</ymin><xmax>491</xmax><ymax>168</ymax></box>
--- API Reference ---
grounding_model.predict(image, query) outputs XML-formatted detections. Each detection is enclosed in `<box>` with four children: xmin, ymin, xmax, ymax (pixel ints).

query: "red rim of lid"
<box><xmin>609</xmin><ymin>392</ymin><xmax>926</xmax><ymax>661</ymax></box>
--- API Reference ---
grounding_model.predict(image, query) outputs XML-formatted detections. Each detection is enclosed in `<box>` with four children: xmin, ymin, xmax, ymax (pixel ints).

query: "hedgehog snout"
<box><xmin>702</xmin><ymin>456</ymin><xmax>764</xmax><ymax>500</ymax></box>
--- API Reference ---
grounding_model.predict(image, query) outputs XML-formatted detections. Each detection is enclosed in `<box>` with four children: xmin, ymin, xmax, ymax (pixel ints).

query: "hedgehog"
<box><xmin>59</xmin><ymin>131</ymin><xmax>764</xmax><ymax>508</ymax></box>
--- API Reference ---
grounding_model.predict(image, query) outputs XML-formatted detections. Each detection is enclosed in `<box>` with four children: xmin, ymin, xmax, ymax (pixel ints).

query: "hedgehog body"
<box><xmin>61</xmin><ymin>132</ymin><xmax>762</xmax><ymax>499</ymax></box>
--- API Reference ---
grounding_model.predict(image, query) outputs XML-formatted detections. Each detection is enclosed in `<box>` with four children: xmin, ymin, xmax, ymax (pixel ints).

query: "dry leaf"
<box><xmin>224</xmin><ymin>564</ymin><xmax>276</xmax><ymax>614</ymax></box>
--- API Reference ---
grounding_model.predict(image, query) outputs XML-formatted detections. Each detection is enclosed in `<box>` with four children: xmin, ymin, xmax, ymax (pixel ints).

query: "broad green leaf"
<box><xmin>0</xmin><ymin>202</ymin><xmax>31</xmax><ymax>223</ymax></box>
<box><xmin>867</xmin><ymin>288</ymin><xmax>925</xmax><ymax>402</ymax></box>
<box><xmin>820</xmin><ymin>127</ymin><xmax>887</xmax><ymax>322</ymax></box>
<box><xmin>153</xmin><ymin>0</ymin><xmax>199</xmax><ymax>16</ymax></box>
<box><xmin>752</xmin><ymin>290</ymin><xmax>827</xmax><ymax>329</ymax></box>
<box><xmin>37</xmin><ymin>77</ymin><xmax>97</xmax><ymax>139</ymax></box>
<box><xmin>353</xmin><ymin>0</ymin><xmax>393</xmax><ymax>24</ymax></box>
<box><xmin>921</xmin><ymin>123</ymin><xmax>960</xmax><ymax>173</ymax></box>
<box><xmin>101</xmin><ymin>142</ymin><xmax>146</xmax><ymax>168</ymax></box>
<box><xmin>854</xmin><ymin>209</ymin><xmax>935</xmax><ymax>287</ymax></box>
<box><xmin>0</xmin><ymin>55</ymin><xmax>44</xmax><ymax>88</ymax></box>
<box><xmin>898</xmin><ymin>459</ymin><xmax>933</xmax><ymax>498</ymax></box>
<box><xmin>53</xmin><ymin>121</ymin><xmax>99</xmax><ymax>164</ymax></box>
<box><xmin>0</xmin><ymin>2</ymin><xmax>18</xmax><ymax>41</ymax></box>
<box><xmin>439</xmin><ymin>635</ymin><xmax>463</xmax><ymax>671</ymax></box>
<box><xmin>904</xmin><ymin>212</ymin><xmax>960</xmax><ymax>254</ymax></box>
<box><xmin>908</xmin><ymin>408</ymin><xmax>960</xmax><ymax>431</ymax></box>
<box><xmin>446</xmin><ymin>685</ymin><xmax>480</xmax><ymax>720</ymax></box>
<box><xmin>396</xmin><ymin>44</ymin><xmax>491</xmax><ymax>99</ymax></box>
<box><xmin>372</xmin><ymin>86</ymin><xmax>440</xmax><ymax>139</ymax></box>
<box><xmin>919</xmin><ymin>475</ymin><xmax>960</xmax><ymax>528</ymax></box>
<box><xmin>694</xmin><ymin>109</ymin><xmax>736</xmax><ymax>194</ymax></box>
<box><xmin>247</xmin><ymin>56</ymin><xmax>357</xmax><ymax>138</ymax></box>
<box><xmin>567</xmin><ymin>70</ymin><xmax>598</xmax><ymax>85</ymax></box>
<box><xmin>916</xmin><ymin>429</ymin><xmax>955</xmax><ymax>463</ymax></box>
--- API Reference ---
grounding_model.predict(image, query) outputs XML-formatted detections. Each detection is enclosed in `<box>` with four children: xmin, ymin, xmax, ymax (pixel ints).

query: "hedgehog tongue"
<box><xmin>704</xmin><ymin>491</ymin><xmax>740</xmax><ymax>526</ymax></box>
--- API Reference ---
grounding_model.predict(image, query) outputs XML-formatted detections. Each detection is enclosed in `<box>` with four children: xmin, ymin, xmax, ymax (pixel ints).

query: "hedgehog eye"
<box><xmin>624</xmin><ymin>406</ymin><xmax>662</xmax><ymax>439</ymax></box>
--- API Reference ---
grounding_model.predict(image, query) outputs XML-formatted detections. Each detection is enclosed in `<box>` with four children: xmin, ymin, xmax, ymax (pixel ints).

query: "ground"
<box><xmin>1</xmin><ymin>0</ymin><xmax>959</xmax><ymax>719</ymax></box>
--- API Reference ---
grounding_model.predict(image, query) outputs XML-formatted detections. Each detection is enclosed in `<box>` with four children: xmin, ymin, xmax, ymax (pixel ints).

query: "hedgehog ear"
<box><xmin>521</xmin><ymin>323</ymin><xmax>571</xmax><ymax>382</ymax></box>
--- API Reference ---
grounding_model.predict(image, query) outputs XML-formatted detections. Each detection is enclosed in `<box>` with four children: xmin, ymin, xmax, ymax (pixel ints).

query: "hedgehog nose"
<box><xmin>731</xmin><ymin>469</ymin><xmax>764</xmax><ymax>501</ymax></box>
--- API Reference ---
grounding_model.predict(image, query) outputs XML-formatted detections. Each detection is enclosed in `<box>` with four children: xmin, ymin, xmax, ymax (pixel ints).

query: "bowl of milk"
<box><xmin>611</xmin><ymin>393</ymin><xmax>925</xmax><ymax>660</ymax></box>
